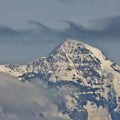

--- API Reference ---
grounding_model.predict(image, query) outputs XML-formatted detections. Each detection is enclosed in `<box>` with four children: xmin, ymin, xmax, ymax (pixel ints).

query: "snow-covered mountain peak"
<box><xmin>55</xmin><ymin>38</ymin><xmax>106</xmax><ymax>62</ymax></box>
<box><xmin>57</xmin><ymin>38</ymin><xmax>88</xmax><ymax>53</ymax></box>
<box><xmin>0</xmin><ymin>38</ymin><xmax>118</xmax><ymax>79</ymax></box>
<box><xmin>14</xmin><ymin>39</ymin><xmax>118</xmax><ymax>84</ymax></box>
<box><xmin>0</xmin><ymin>39</ymin><xmax>120</xmax><ymax>120</ymax></box>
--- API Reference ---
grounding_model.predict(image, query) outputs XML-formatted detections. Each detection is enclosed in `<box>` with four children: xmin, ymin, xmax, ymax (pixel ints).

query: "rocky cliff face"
<box><xmin>0</xmin><ymin>39</ymin><xmax>120</xmax><ymax>120</ymax></box>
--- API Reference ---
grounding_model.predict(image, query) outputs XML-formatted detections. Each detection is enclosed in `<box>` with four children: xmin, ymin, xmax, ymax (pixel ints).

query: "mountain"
<box><xmin>0</xmin><ymin>38</ymin><xmax>120</xmax><ymax>120</ymax></box>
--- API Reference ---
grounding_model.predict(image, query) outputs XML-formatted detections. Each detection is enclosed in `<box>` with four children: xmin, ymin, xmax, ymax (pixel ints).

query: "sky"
<box><xmin>0</xmin><ymin>0</ymin><xmax>120</xmax><ymax>64</ymax></box>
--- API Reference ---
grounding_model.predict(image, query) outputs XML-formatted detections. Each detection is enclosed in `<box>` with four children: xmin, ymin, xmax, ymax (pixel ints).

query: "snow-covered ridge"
<box><xmin>0</xmin><ymin>38</ymin><xmax>119</xmax><ymax>78</ymax></box>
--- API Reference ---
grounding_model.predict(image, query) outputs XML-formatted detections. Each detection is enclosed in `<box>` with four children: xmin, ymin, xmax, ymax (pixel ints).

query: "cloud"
<box><xmin>0</xmin><ymin>72</ymin><xmax>70</xmax><ymax>120</ymax></box>
<box><xmin>0</xmin><ymin>16</ymin><xmax>120</xmax><ymax>45</ymax></box>
<box><xmin>92</xmin><ymin>16</ymin><xmax>120</xmax><ymax>38</ymax></box>
<box><xmin>0</xmin><ymin>21</ymin><xmax>65</xmax><ymax>45</ymax></box>
<box><xmin>0</xmin><ymin>25</ymin><xmax>18</xmax><ymax>37</ymax></box>
<box><xmin>63</xmin><ymin>17</ymin><xmax>120</xmax><ymax>41</ymax></box>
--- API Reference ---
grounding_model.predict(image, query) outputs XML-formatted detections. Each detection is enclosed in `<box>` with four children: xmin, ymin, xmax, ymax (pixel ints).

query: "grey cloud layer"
<box><xmin>0</xmin><ymin>16</ymin><xmax>120</xmax><ymax>45</ymax></box>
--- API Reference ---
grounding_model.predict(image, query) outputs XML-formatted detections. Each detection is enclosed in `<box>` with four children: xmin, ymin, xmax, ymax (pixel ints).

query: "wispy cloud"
<box><xmin>0</xmin><ymin>25</ymin><xmax>18</xmax><ymax>37</ymax></box>
<box><xmin>0</xmin><ymin>16</ymin><xmax>120</xmax><ymax>45</ymax></box>
<box><xmin>63</xmin><ymin>17</ymin><xmax>120</xmax><ymax>41</ymax></box>
<box><xmin>92</xmin><ymin>16</ymin><xmax>120</xmax><ymax>38</ymax></box>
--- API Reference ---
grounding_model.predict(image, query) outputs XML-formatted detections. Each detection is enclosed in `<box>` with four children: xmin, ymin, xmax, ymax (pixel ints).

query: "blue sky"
<box><xmin>0</xmin><ymin>0</ymin><xmax>120</xmax><ymax>64</ymax></box>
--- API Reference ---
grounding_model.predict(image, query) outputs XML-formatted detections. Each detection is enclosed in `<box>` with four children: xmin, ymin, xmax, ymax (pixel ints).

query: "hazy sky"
<box><xmin>0</xmin><ymin>0</ymin><xmax>120</xmax><ymax>64</ymax></box>
<box><xmin>0</xmin><ymin>0</ymin><xmax>120</xmax><ymax>28</ymax></box>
